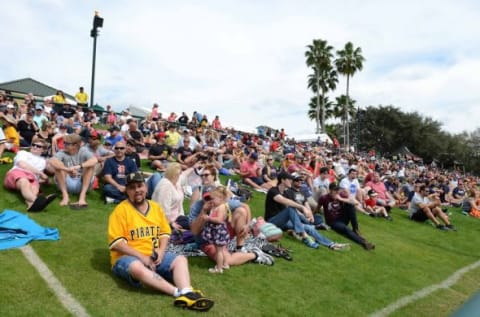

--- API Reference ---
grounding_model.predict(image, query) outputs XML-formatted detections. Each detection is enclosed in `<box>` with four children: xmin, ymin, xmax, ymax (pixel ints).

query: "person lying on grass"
<box><xmin>3</xmin><ymin>137</ymin><xmax>56</xmax><ymax>212</ymax></box>
<box><xmin>48</xmin><ymin>133</ymin><xmax>97</xmax><ymax>209</ymax></box>
<box><xmin>108</xmin><ymin>172</ymin><xmax>214</xmax><ymax>312</ymax></box>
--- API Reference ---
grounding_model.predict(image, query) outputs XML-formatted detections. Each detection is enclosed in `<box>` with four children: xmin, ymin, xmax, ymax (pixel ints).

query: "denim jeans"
<box><xmin>103</xmin><ymin>184</ymin><xmax>125</xmax><ymax>202</ymax></box>
<box><xmin>267</xmin><ymin>207</ymin><xmax>305</xmax><ymax>234</ymax></box>
<box><xmin>146</xmin><ymin>172</ymin><xmax>163</xmax><ymax>199</ymax></box>
<box><xmin>286</xmin><ymin>213</ymin><xmax>333</xmax><ymax>247</ymax></box>
<box><xmin>330</xmin><ymin>203</ymin><xmax>365</xmax><ymax>246</ymax></box>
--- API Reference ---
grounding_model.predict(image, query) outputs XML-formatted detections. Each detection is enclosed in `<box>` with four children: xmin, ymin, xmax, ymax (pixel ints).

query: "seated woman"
<box><xmin>3</xmin><ymin>137</ymin><xmax>56</xmax><ymax>211</ymax></box>
<box><xmin>151</xmin><ymin>162</ymin><xmax>193</xmax><ymax>230</ymax></box>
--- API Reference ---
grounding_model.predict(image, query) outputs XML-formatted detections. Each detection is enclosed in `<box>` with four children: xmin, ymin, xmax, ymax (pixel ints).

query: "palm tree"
<box><xmin>308</xmin><ymin>95</ymin><xmax>334</xmax><ymax>123</ymax></box>
<box><xmin>333</xmin><ymin>94</ymin><xmax>357</xmax><ymax>127</ymax></box>
<box><xmin>335</xmin><ymin>42</ymin><xmax>365</xmax><ymax>149</ymax></box>
<box><xmin>305</xmin><ymin>39</ymin><xmax>338</xmax><ymax>133</ymax></box>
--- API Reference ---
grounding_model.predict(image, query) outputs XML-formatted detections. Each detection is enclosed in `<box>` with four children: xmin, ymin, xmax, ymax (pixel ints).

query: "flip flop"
<box><xmin>69</xmin><ymin>202</ymin><xmax>89</xmax><ymax>210</ymax></box>
<box><xmin>27</xmin><ymin>196</ymin><xmax>48</xmax><ymax>212</ymax></box>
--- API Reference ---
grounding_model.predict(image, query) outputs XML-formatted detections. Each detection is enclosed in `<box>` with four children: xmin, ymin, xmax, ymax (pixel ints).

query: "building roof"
<box><xmin>0</xmin><ymin>77</ymin><xmax>75</xmax><ymax>100</ymax></box>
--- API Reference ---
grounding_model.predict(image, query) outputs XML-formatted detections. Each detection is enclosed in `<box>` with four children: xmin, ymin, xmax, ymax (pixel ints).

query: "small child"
<box><xmin>201</xmin><ymin>186</ymin><xmax>231</xmax><ymax>273</ymax></box>
<box><xmin>365</xmin><ymin>189</ymin><xmax>392</xmax><ymax>220</ymax></box>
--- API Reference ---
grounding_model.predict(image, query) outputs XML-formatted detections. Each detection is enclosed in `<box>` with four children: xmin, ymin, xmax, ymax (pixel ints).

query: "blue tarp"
<box><xmin>0</xmin><ymin>209</ymin><xmax>59</xmax><ymax>250</ymax></box>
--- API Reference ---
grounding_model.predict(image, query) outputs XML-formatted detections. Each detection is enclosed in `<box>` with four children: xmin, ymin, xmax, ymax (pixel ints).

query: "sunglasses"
<box><xmin>64</xmin><ymin>142</ymin><xmax>76</xmax><ymax>146</ymax></box>
<box><xmin>201</xmin><ymin>174</ymin><xmax>211</xmax><ymax>177</ymax></box>
<box><xmin>114</xmin><ymin>147</ymin><xmax>125</xmax><ymax>150</ymax></box>
<box><xmin>32</xmin><ymin>144</ymin><xmax>45</xmax><ymax>149</ymax></box>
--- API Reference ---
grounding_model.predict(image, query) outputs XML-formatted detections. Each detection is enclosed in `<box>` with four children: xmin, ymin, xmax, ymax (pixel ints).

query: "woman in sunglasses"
<box><xmin>3</xmin><ymin>137</ymin><xmax>56</xmax><ymax>212</ymax></box>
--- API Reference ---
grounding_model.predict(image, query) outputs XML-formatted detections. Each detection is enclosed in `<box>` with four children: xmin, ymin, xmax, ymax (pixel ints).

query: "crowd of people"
<box><xmin>1</xmin><ymin>89</ymin><xmax>479</xmax><ymax>311</ymax></box>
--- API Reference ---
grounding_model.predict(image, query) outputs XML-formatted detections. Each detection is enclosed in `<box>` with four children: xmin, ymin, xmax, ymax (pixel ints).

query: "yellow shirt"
<box><xmin>108</xmin><ymin>199</ymin><xmax>171</xmax><ymax>267</ymax></box>
<box><xmin>165</xmin><ymin>130</ymin><xmax>181</xmax><ymax>148</ymax></box>
<box><xmin>75</xmin><ymin>92</ymin><xmax>88</xmax><ymax>104</ymax></box>
<box><xmin>4</xmin><ymin>126</ymin><xmax>19</xmax><ymax>146</ymax></box>
<box><xmin>52</xmin><ymin>95</ymin><xmax>66</xmax><ymax>104</ymax></box>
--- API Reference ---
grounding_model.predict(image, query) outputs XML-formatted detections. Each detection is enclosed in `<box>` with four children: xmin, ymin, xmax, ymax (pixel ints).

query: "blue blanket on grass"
<box><xmin>0</xmin><ymin>209</ymin><xmax>59</xmax><ymax>250</ymax></box>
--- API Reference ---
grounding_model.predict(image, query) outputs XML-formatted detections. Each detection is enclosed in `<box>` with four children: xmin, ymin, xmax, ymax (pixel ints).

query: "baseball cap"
<box><xmin>250</xmin><ymin>152</ymin><xmax>258</xmax><ymax>160</ymax></box>
<box><xmin>109</xmin><ymin>125</ymin><xmax>120</xmax><ymax>132</ymax></box>
<box><xmin>368</xmin><ymin>189</ymin><xmax>378</xmax><ymax>196</ymax></box>
<box><xmin>291</xmin><ymin>172</ymin><xmax>303</xmax><ymax>181</ymax></box>
<box><xmin>157</xmin><ymin>131</ymin><xmax>166</xmax><ymax>139</ymax></box>
<box><xmin>89</xmin><ymin>130</ymin><xmax>99</xmax><ymax>139</ymax></box>
<box><xmin>6</xmin><ymin>104</ymin><xmax>15</xmax><ymax>109</ymax></box>
<box><xmin>126</xmin><ymin>172</ymin><xmax>146</xmax><ymax>185</ymax></box>
<box><xmin>35</xmin><ymin>104</ymin><xmax>43</xmax><ymax>110</ymax></box>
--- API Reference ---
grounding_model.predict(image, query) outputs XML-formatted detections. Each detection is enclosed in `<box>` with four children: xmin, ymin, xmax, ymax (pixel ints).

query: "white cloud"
<box><xmin>1</xmin><ymin>0</ymin><xmax>480</xmax><ymax>136</ymax></box>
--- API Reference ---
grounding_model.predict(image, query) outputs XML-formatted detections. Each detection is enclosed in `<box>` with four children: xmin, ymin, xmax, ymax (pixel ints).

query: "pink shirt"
<box><xmin>366</xmin><ymin>181</ymin><xmax>388</xmax><ymax>200</ymax></box>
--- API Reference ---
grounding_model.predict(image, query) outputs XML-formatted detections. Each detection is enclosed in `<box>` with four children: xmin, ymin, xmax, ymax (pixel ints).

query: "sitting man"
<box><xmin>265</xmin><ymin>171</ymin><xmax>347</xmax><ymax>250</ymax></box>
<box><xmin>317</xmin><ymin>183</ymin><xmax>375</xmax><ymax>250</ymax></box>
<box><xmin>239</xmin><ymin>152</ymin><xmax>272</xmax><ymax>193</ymax></box>
<box><xmin>148</xmin><ymin>132</ymin><xmax>174</xmax><ymax>172</ymax></box>
<box><xmin>48</xmin><ymin>134</ymin><xmax>97</xmax><ymax>208</ymax></box>
<box><xmin>108</xmin><ymin>172</ymin><xmax>214</xmax><ymax>312</ymax></box>
<box><xmin>103</xmin><ymin>141</ymin><xmax>138</xmax><ymax>203</ymax></box>
<box><xmin>409</xmin><ymin>185</ymin><xmax>456</xmax><ymax>231</ymax></box>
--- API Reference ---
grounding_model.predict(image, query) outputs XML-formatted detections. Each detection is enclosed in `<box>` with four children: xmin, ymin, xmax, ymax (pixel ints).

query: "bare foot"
<box><xmin>60</xmin><ymin>198</ymin><xmax>69</xmax><ymax>206</ymax></box>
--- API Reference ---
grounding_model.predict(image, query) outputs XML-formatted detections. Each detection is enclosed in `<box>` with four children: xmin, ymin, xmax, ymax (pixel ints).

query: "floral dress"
<box><xmin>201</xmin><ymin>204</ymin><xmax>230</xmax><ymax>246</ymax></box>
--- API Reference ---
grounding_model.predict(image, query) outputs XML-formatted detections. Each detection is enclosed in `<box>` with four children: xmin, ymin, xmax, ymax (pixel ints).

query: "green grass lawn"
<box><xmin>0</xmin><ymin>161</ymin><xmax>479</xmax><ymax>317</ymax></box>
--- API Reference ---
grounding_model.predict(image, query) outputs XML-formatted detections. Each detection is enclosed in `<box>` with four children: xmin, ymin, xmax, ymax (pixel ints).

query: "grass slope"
<box><xmin>0</xmin><ymin>162</ymin><xmax>479</xmax><ymax>316</ymax></box>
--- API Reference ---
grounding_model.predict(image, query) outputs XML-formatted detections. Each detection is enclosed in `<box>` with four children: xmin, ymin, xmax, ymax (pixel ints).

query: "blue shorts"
<box><xmin>56</xmin><ymin>175</ymin><xmax>94</xmax><ymax>194</ymax></box>
<box><xmin>112</xmin><ymin>252</ymin><xmax>177</xmax><ymax>287</ymax></box>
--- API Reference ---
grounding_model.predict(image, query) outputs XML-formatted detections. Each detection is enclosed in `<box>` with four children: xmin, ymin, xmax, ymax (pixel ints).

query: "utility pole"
<box><xmin>90</xmin><ymin>11</ymin><xmax>104</xmax><ymax>108</ymax></box>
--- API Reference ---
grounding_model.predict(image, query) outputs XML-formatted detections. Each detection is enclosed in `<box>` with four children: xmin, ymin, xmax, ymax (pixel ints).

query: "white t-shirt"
<box><xmin>339</xmin><ymin>177</ymin><xmax>360</xmax><ymax>196</ymax></box>
<box><xmin>13</xmin><ymin>150</ymin><xmax>46</xmax><ymax>175</ymax></box>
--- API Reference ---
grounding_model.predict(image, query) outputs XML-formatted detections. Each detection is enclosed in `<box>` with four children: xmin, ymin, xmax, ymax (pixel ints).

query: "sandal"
<box><xmin>276</xmin><ymin>244</ymin><xmax>293</xmax><ymax>261</ymax></box>
<box><xmin>208</xmin><ymin>266</ymin><xmax>223</xmax><ymax>274</ymax></box>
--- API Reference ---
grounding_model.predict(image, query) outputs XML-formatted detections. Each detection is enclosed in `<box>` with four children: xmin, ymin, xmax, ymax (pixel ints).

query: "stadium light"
<box><xmin>90</xmin><ymin>11</ymin><xmax>104</xmax><ymax>109</ymax></box>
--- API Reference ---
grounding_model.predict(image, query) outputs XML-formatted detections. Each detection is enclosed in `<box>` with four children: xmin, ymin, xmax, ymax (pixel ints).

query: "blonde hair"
<box><xmin>164</xmin><ymin>162</ymin><xmax>182</xmax><ymax>181</ymax></box>
<box><xmin>211</xmin><ymin>185</ymin><xmax>229</xmax><ymax>199</ymax></box>
<box><xmin>64</xmin><ymin>134</ymin><xmax>81</xmax><ymax>144</ymax></box>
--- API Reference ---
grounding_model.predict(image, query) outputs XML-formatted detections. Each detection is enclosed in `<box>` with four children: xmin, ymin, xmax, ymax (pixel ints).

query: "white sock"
<box><xmin>179</xmin><ymin>287</ymin><xmax>193</xmax><ymax>295</ymax></box>
<box><xmin>173</xmin><ymin>288</ymin><xmax>180</xmax><ymax>297</ymax></box>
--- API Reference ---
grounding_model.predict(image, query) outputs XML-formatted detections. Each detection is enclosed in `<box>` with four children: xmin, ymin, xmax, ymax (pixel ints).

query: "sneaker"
<box><xmin>363</xmin><ymin>242</ymin><xmax>375</xmax><ymax>250</ymax></box>
<box><xmin>330</xmin><ymin>243</ymin><xmax>351</xmax><ymax>251</ymax></box>
<box><xmin>303</xmin><ymin>236</ymin><xmax>319</xmax><ymax>249</ymax></box>
<box><xmin>174</xmin><ymin>292</ymin><xmax>214</xmax><ymax>312</ymax></box>
<box><xmin>105</xmin><ymin>196</ymin><xmax>115</xmax><ymax>204</ymax></box>
<box><xmin>436</xmin><ymin>224</ymin><xmax>448</xmax><ymax>231</ymax></box>
<box><xmin>385</xmin><ymin>215</ymin><xmax>393</xmax><ymax>221</ymax></box>
<box><xmin>251</xmin><ymin>247</ymin><xmax>274</xmax><ymax>265</ymax></box>
<box><xmin>446</xmin><ymin>224</ymin><xmax>457</xmax><ymax>231</ymax></box>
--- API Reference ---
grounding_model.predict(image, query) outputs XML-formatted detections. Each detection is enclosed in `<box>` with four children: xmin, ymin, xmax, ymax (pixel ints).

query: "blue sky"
<box><xmin>1</xmin><ymin>0</ymin><xmax>480</xmax><ymax>137</ymax></box>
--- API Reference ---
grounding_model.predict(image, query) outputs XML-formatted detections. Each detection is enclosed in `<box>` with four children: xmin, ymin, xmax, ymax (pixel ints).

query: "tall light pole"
<box><xmin>90</xmin><ymin>11</ymin><xmax>103</xmax><ymax>108</ymax></box>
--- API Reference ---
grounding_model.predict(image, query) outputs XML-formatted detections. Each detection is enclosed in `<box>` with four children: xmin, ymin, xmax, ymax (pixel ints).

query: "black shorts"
<box><xmin>410</xmin><ymin>209</ymin><xmax>428</xmax><ymax>222</ymax></box>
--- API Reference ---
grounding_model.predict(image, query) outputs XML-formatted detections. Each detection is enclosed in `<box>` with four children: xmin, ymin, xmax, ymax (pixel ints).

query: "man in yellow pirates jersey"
<box><xmin>108</xmin><ymin>171</ymin><xmax>214</xmax><ymax>311</ymax></box>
